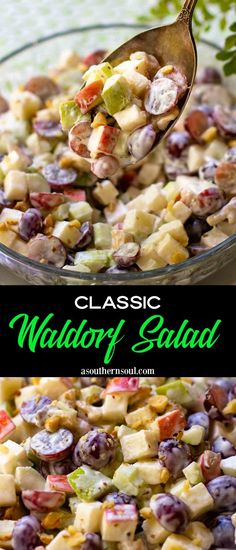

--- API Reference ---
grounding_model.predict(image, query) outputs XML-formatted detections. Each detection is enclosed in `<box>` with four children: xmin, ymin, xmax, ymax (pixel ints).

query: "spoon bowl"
<box><xmin>104</xmin><ymin>0</ymin><xmax>198</xmax><ymax>157</ymax></box>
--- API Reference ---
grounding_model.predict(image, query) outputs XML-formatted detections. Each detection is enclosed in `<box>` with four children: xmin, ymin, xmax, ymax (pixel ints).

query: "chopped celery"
<box><xmin>183</xmin><ymin>462</ymin><xmax>203</xmax><ymax>485</ymax></box>
<box><xmin>67</xmin><ymin>465</ymin><xmax>113</xmax><ymax>501</ymax></box>
<box><xmin>93</xmin><ymin>223</ymin><xmax>112</xmax><ymax>249</ymax></box>
<box><xmin>157</xmin><ymin>380</ymin><xmax>193</xmax><ymax>406</ymax></box>
<box><xmin>74</xmin><ymin>250</ymin><xmax>112</xmax><ymax>272</ymax></box>
<box><xmin>113</xmin><ymin>463</ymin><xmax>144</xmax><ymax>496</ymax></box>
<box><xmin>83</xmin><ymin>62</ymin><xmax>114</xmax><ymax>84</ymax></box>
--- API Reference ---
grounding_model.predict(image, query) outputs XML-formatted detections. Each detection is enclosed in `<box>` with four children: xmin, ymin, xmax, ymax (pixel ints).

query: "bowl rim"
<box><xmin>0</xmin><ymin>22</ymin><xmax>235</xmax><ymax>282</ymax></box>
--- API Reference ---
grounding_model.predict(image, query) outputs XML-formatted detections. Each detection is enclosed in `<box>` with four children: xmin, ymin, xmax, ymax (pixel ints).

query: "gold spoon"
<box><xmin>104</xmin><ymin>0</ymin><xmax>199</xmax><ymax>159</ymax></box>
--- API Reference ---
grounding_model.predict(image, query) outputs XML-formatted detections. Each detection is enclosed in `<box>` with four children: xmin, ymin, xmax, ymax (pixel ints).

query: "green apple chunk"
<box><xmin>102</xmin><ymin>75</ymin><xmax>131</xmax><ymax>115</ymax></box>
<box><xmin>67</xmin><ymin>465</ymin><xmax>113</xmax><ymax>501</ymax></box>
<box><xmin>83</xmin><ymin>62</ymin><xmax>114</xmax><ymax>84</ymax></box>
<box><xmin>59</xmin><ymin>101</ymin><xmax>88</xmax><ymax>131</ymax></box>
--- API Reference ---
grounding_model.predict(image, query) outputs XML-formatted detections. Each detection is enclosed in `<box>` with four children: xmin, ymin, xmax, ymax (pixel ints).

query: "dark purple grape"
<box><xmin>212</xmin><ymin>436</ymin><xmax>236</xmax><ymax>458</ymax></box>
<box><xmin>164</xmin><ymin>151</ymin><xmax>191</xmax><ymax>179</ymax></box>
<box><xmin>33</xmin><ymin>120</ymin><xmax>64</xmax><ymax>139</ymax></box>
<box><xmin>150</xmin><ymin>493</ymin><xmax>190</xmax><ymax>533</ymax></box>
<box><xmin>196</xmin><ymin>67</ymin><xmax>222</xmax><ymax>84</ymax></box>
<box><xmin>80</xmin><ymin>377</ymin><xmax>107</xmax><ymax>388</ymax></box>
<box><xmin>31</xmin><ymin>428</ymin><xmax>73</xmax><ymax>462</ymax></box>
<box><xmin>18</xmin><ymin>208</ymin><xmax>43</xmax><ymax>241</ymax></box>
<box><xmin>21</xmin><ymin>395</ymin><xmax>51</xmax><ymax>427</ymax></box>
<box><xmin>204</xmin><ymin>384</ymin><xmax>229</xmax><ymax>420</ymax></box>
<box><xmin>214</xmin><ymin>379</ymin><xmax>234</xmax><ymax>393</ymax></box>
<box><xmin>113</xmin><ymin>242</ymin><xmax>140</xmax><ymax>269</ymax></box>
<box><xmin>75</xmin><ymin>221</ymin><xmax>93</xmax><ymax>250</ymax></box>
<box><xmin>12</xmin><ymin>516</ymin><xmax>41</xmax><ymax>550</ymax></box>
<box><xmin>28</xmin><ymin>234</ymin><xmax>66</xmax><ymax>267</ymax></box>
<box><xmin>167</xmin><ymin>131</ymin><xmax>191</xmax><ymax>158</ymax></box>
<box><xmin>212</xmin><ymin>515</ymin><xmax>236</xmax><ymax>548</ymax></box>
<box><xmin>207</xmin><ymin>475</ymin><xmax>236</xmax><ymax>511</ymax></box>
<box><xmin>80</xmin><ymin>533</ymin><xmax>103</xmax><ymax>550</ymax></box>
<box><xmin>128</xmin><ymin>124</ymin><xmax>156</xmax><ymax>160</ymax></box>
<box><xmin>199</xmin><ymin>159</ymin><xmax>218</xmax><ymax>181</ymax></box>
<box><xmin>42</xmin><ymin>163</ymin><xmax>77</xmax><ymax>189</ymax></box>
<box><xmin>25</xmin><ymin>76</ymin><xmax>59</xmax><ymax>101</ymax></box>
<box><xmin>39</xmin><ymin>457</ymin><xmax>77</xmax><ymax>477</ymax></box>
<box><xmin>76</xmin><ymin>429</ymin><xmax>116</xmax><ymax>469</ymax></box>
<box><xmin>225</xmin><ymin>147</ymin><xmax>236</xmax><ymax>164</ymax></box>
<box><xmin>187</xmin><ymin>412</ymin><xmax>209</xmax><ymax>438</ymax></box>
<box><xmin>158</xmin><ymin>439</ymin><xmax>192</xmax><ymax>480</ymax></box>
<box><xmin>184</xmin><ymin>217</ymin><xmax>210</xmax><ymax>244</ymax></box>
<box><xmin>103</xmin><ymin>492</ymin><xmax>136</xmax><ymax>506</ymax></box>
<box><xmin>0</xmin><ymin>189</ymin><xmax>14</xmax><ymax>208</ymax></box>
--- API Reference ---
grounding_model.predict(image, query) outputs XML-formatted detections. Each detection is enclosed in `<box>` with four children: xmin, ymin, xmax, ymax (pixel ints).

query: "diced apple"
<box><xmin>4</xmin><ymin>170</ymin><xmax>28</xmax><ymax>200</ymax></box>
<box><xmin>123</xmin><ymin>209</ymin><xmax>156</xmax><ymax>241</ymax></box>
<box><xmin>102</xmin><ymin>75</ymin><xmax>131</xmax><ymax>115</ymax></box>
<box><xmin>184</xmin><ymin>522</ymin><xmax>214</xmax><ymax>550</ymax></box>
<box><xmin>0</xmin><ymin>519</ymin><xmax>16</xmax><ymax>549</ymax></box>
<box><xmin>123</xmin><ymin>70</ymin><xmax>150</xmax><ymax>97</ymax></box>
<box><xmin>157</xmin><ymin>233</ymin><xmax>189</xmax><ymax>265</ymax></box>
<box><xmin>125</xmin><ymin>405</ymin><xmax>155</xmax><ymax>429</ymax></box>
<box><xmin>201</xmin><ymin>227</ymin><xmax>227</xmax><ymax>248</ymax></box>
<box><xmin>114</xmin><ymin>105</ymin><xmax>147</xmax><ymax>132</ymax></box>
<box><xmin>113</xmin><ymin>131</ymin><xmax>129</xmax><ymax>158</ymax></box>
<box><xmin>101</xmin><ymin>504</ymin><xmax>138</xmax><ymax>542</ymax></box>
<box><xmin>83</xmin><ymin>62</ymin><xmax>113</xmax><ymax>83</ymax></box>
<box><xmin>75</xmin><ymin>79</ymin><xmax>104</xmax><ymax>113</ymax></box>
<box><xmin>187</xmin><ymin>145</ymin><xmax>205</xmax><ymax>173</ymax></box>
<box><xmin>9</xmin><ymin>414</ymin><xmax>37</xmax><ymax>444</ymax></box>
<box><xmin>104</xmin><ymin>377</ymin><xmax>139</xmax><ymax>395</ymax></box>
<box><xmin>162</xmin><ymin>534</ymin><xmax>200</xmax><ymax>550</ymax></box>
<box><xmin>144</xmin><ymin>185</ymin><xmax>167</xmax><ymax>213</ymax></box>
<box><xmin>4</xmin><ymin>440</ymin><xmax>30</xmax><ymax>466</ymax></box>
<box><xmin>0</xmin><ymin>208</ymin><xmax>23</xmax><ymax>233</ymax></box>
<box><xmin>47</xmin><ymin>474</ymin><xmax>74</xmax><ymax>493</ymax></box>
<box><xmin>158</xmin><ymin>219</ymin><xmax>188</xmax><ymax>246</ymax></box>
<box><xmin>26</xmin><ymin>172</ymin><xmax>50</xmax><ymax>193</ymax></box>
<box><xmin>136</xmin><ymin>460</ymin><xmax>169</xmax><ymax>484</ymax></box>
<box><xmin>104</xmin><ymin>200</ymin><xmax>127</xmax><ymax>225</ymax></box>
<box><xmin>93</xmin><ymin>222</ymin><xmax>112</xmax><ymax>249</ymax></box>
<box><xmin>74</xmin><ymin>501</ymin><xmax>103</xmax><ymax>532</ymax></box>
<box><xmin>15</xmin><ymin>466</ymin><xmax>45</xmax><ymax>491</ymax></box>
<box><xmin>38</xmin><ymin>377</ymin><xmax>72</xmax><ymax>400</ymax></box>
<box><xmin>221</xmin><ymin>455</ymin><xmax>236</xmax><ymax>476</ymax></box>
<box><xmin>88</xmin><ymin>125</ymin><xmax>120</xmax><ymax>154</ymax></box>
<box><xmin>0</xmin><ymin>445</ymin><xmax>17</xmax><ymax>475</ymax></box>
<box><xmin>46</xmin><ymin>530</ymin><xmax>75</xmax><ymax>550</ymax></box>
<box><xmin>93</xmin><ymin>179</ymin><xmax>118</xmax><ymax>205</ymax></box>
<box><xmin>102</xmin><ymin>394</ymin><xmax>129</xmax><ymax>423</ymax></box>
<box><xmin>10</xmin><ymin>90</ymin><xmax>41</xmax><ymax>120</ymax></box>
<box><xmin>112</xmin><ymin>228</ymin><xmax>133</xmax><ymax>250</ymax></box>
<box><xmin>138</xmin><ymin>162</ymin><xmax>161</xmax><ymax>186</ymax></box>
<box><xmin>0</xmin><ymin>474</ymin><xmax>16</xmax><ymax>506</ymax></box>
<box><xmin>143</xmin><ymin>517</ymin><xmax>170</xmax><ymax>544</ymax></box>
<box><xmin>52</xmin><ymin>220</ymin><xmax>81</xmax><ymax>248</ymax></box>
<box><xmin>155</xmin><ymin>409</ymin><xmax>186</xmax><ymax>441</ymax></box>
<box><xmin>69</xmin><ymin>201</ymin><xmax>93</xmax><ymax>223</ymax></box>
<box><xmin>0</xmin><ymin>378</ymin><xmax>23</xmax><ymax>403</ymax></box>
<box><xmin>120</xmin><ymin>430</ymin><xmax>158</xmax><ymax>462</ymax></box>
<box><xmin>0</xmin><ymin>411</ymin><xmax>15</xmax><ymax>443</ymax></box>
<box><xmin>180</xmin><ymin>483</ymin><xmax>214</xmax><ymax>518</ymax></box>
<box><xmin>1</xmin><ymin>150</ymin><xmax>29</xmax><ymax>175</ymax></box>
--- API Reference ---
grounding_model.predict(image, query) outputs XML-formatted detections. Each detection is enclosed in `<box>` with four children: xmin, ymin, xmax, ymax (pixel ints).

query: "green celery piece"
<box><xmin>156</xmin><ymin>380</ymin><xmax>192</xmax><ymax>405</ymax></box>
<box><xmin>67</xmin><ymin>465</ymin><xmax>113</xmax><ymax>501</ymax></box>
<box><xmin>183</xmin><ymin>461</ymin><xmax>204</xmax><ymax>485</ymax></box>
<box><xmin>59</xmin><ymin>100</ymin><xmax>85</xmax><ymax>131</ymax></box>
<box><xmin>113</xmin><ymin>463</ymin><xmax>144</xmax><ymax>496</ymax></box>
<box><xmin>83</xmin><ymin>62</ymin><xmax>114</xmax><ymax>83</ymax></box>
<box><xmin>74</xmin><ymin>250</ymin><xmax>112</xmax><ymax>272</ymax></box>
<box><xmin>102</xmin><ymin>75</ymin><xmax>131</xmax><ymax>115</ymax></box>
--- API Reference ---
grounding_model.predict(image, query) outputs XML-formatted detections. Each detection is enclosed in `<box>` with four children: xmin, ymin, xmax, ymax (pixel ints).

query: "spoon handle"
<box><xmin>177</xmin><ymin>0</ymin><xmax>198</xmax><ymax>23</ymax></box>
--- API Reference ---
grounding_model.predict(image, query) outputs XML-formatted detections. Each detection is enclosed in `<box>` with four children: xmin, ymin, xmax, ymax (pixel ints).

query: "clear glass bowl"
<box><xmin>0</xmin><ymin>23</ymin><xmax>235</xmax><ymax>285</ymax></box>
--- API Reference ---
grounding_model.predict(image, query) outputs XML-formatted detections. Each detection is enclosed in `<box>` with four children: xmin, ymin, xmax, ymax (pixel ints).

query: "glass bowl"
<box><xmin>0</xmin><ymin>23</ymin><xmax>235</xmax><ymax>285</ymax></box>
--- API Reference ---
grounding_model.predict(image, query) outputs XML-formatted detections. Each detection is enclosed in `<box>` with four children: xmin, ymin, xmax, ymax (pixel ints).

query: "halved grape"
<box><xmin>91</xmin><ymin>155</ymin><xmax>120</xmax><ymax>179</ymax></box>
<box><xmin>42</xmin><ymin>163</ymin><xmax>77</xmax><ymax>189</ymax></box>
<box><xmin>199</xmin><ymin>160</ymin><xmax>218</xmax><ymax>181</ymax></box>
<box><xmin>113</xmin><ymin>242</ymin><xmax>140</xmax><ymax>268</ymax></box>
<box><xmin>0</xmin><ymin>94</ymin><xmax>9</xmax><ymax>114</ymax></box>
<box><xmin>155</xmin><ymin>66</ymin><xmax>188</xmax><ymax>98</ymax></box>
<box><xmin>158</xmin><ymin>439</ymin><xmax>192</xmax><ymax>479</ymax></box>
<box><xmin>196</xmin><ymin>67</ymin><xmax>222</xmax><ymax>85</ymax></box>
<box><xmin>18</xmin><ymin>208</ymin><xmax>43</xmax><ymax>241</ymax></box>
<box><xmin>167</xmin><ymin>131</ymin><xmax>190</xmax><ymax>158</ymax></box>
<box><xmin>25</xmin><ymin>76</ymin><xmax>59</xmax><ymax>100</ymax></box>
<box><xmin>184</xmin><ymin>108</ymin><xmax>212</xmax><ymax>143</ymax></box>
<box><xmin>128</xmin><ymin>124</ymin><xmax>156</xmax><ymax>160</ymax></box>
<box><xmin>213</xmin><ymin>105</ymin><xmax>236</xmax><ymax>138</ymax></box>
<box><xmin>103</xmin><ymin>492</ymin><xmax>136</xmax><ymax>506</ymax></box>
<box><xmin>150</xmin><ymin>493</ymin><xmax>190</xmax><ymax>532</ymax></box>
<box><xmin>185</xmin><ymin>217</ymin><xmax>210</xmax><ymax>244</ymax></box>
<box><xmin>31</xmin><ymin>428</ymin><xmax>74</xmax><ymax>462</ymax></box>
<box><xmin>187</xmin><ymin>412</ymin><xmax>209</xmax><ymax>438</ymax></box>
<box><xmin>75</xmin><ymin>221</ymin><xmax>93</xmax><ymax>250</ymax></box>
<box><xmin>80</xmin><ymin>533</ymin><xmax>103</xmax><ymax>550</ymax></box>
<box><xmin>75</xmin><ymin>429</ymin><xmax>117</xmax><ymax>469</ymax></box>
<box><xmin>28</xmin><ymin>235</ymin><xmax>67</xmax><ymax>268</ymax></box>
<box><xmin>21</xmin><ymin>395</ymin><xmax>52</xmax><ymax>427</ymax></box>
<box><xmin>33</xmin><ymin>120</ymin><xmax>64</xmax><ymax>139</ymax></box>
<box><xmin>212</xmin><ymin>515</ymin><xmax>236</xmax><ymax>548</ymax></box>
<box><xmin>207</xmin><ymin>475</ymin><xmax>236</xmax><ymax>511</ymax></box>
<box><xmin>199</xmin><ymin>450</ymin><xmax>221</xmax><ymax>482</ymax></box>
<box><xmin>12</xmin><ymin>516</ymin><xmax>41</xmax><ymax>550</ymax></box>
<box><xmin>39</xmin><ymin>457</ymin><xmax>77</xmax><ymax>478</ymax></box>
<box><xmin>22</xmin><ymin>490</ymin><xmax>65</xmax><ymax>512</ymax></box>
<box><xmin>190</xmin><ymin>187</ymin><xmax>225</xmax><ymax>218</ymax></box>
<box><xmin>144</xmin><ymin>78</ymin><xmax>178</xmax><ymax>115</ymax></box>
<box><xmin>212</xmin><ymin>436</ymin><xmax>236</xmax><ymax>458</ymax></box>
<box><xmin>204</xmin><ymin>383</ymin><xmax>228</xmax><ymax>419</ymax></box>
<box><xmin>215</xmin><ymin>161</ymin><xmax>236</xmax><ymax>195</ymax></box>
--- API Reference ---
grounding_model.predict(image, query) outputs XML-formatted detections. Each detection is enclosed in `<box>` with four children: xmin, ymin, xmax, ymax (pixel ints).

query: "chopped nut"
<box><xmin>161</xmin><ymin>65</ymin><xmax>174</xmax><ymax>75</ymax></box>
<box><xmin>91</xmin><ymin>112</ymin><xmax>107</xmax><ymax>128</ymax></box>
<box><xmin>140</xmin><ymin>507</ymin><xmax>152</xmax><ymax>519</ymax></box>
<box><xmin>0</xmin><ymin>222</ymin><xmax>8</xmax><ymax>230</ymax></box>
<box><xmin>14</xmin><ymin>200</ymin><xmax>30</xmax><ymax>212</ymax></box>
<box><xmin>229</xmin><ymin>140</ymin><xmax>236</xmax><ymax>147</ymax></box>
<box><xmin>39</xmin><ymin>533</ymin><xmax>54</xmax><ymax>545</ymax></box>
<box><xmin>44</xmin><ymin>226</ymin><xmax>53</xmax><ymax>236</ymax></box>
<box><xmin>42</xmin><ymin>511</ymin><xmax>66</xmax><ymax>530</ymax></box>
<box><xmin>223</xmin><ymin>399</ymin><xmax>236</xmax><ymax>415</ymax></box>
<box><xmin>102</xmin><ymin>501</ymin><xmax>115</xmax><ymax>510</ymax></box>
<box><xmin>69</xmin><ymin>220</ymin><xmax>81</xmax><ymax>229</ymax></box>
<box><xmin>160</xmin><ymin>468</ymin><xmax>170</xmax><ymax>483</ymax></box>
<box><xmin>31</xmin><ymin>377</ymin><xmax>40</xmax><ymax>385</ymax></box>
<box><xmin>44</xmin><ymin>213</ymin><xmax>54</xmax><ymax>227</ymax></box>
<box><xmin>201</xmin><ymin>126</ymin><xmax>218</xmax><ymax>143</ymax></box>
<box><xmin>148</xmin><ymin>395</ymin><xmax>168</xmax><ymax>413</ymax></box>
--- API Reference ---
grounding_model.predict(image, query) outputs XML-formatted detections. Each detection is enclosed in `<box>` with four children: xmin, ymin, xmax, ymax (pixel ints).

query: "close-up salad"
<box><xmin>0</xmin><ymin>376</ymin><xmax>236</xmax><ymax>549</ymax></box>
<box><xmin>0</xmin><ymin>44</ymin><xmax>235</xmax><ymax>277</ymax></box>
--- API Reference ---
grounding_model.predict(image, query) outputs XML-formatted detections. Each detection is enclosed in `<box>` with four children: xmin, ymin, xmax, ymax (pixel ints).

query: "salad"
<box><xmin>0</xmin><ymin>48</ymin><xmax>235</xmax><ymax>274</ymax></box>
<box><xmin>0</xmin><ymin>376</ymin><xmax>236</xmax><ymax>549</ymax></box>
